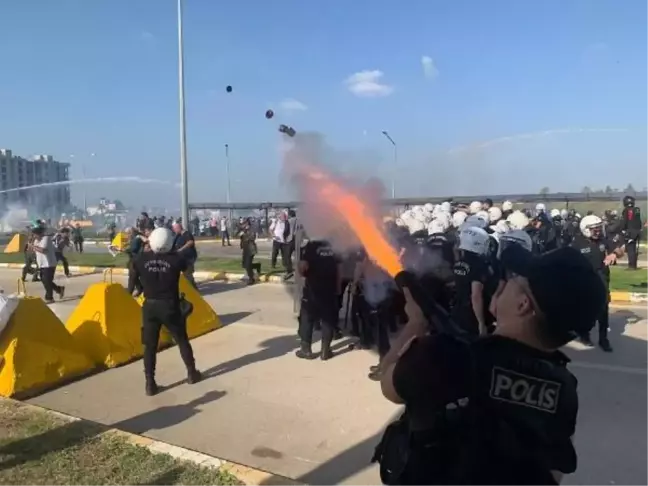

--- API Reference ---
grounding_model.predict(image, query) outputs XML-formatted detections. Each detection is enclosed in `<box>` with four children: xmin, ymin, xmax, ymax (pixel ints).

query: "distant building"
<box><xmin>0</xmin><ymin>149</ymin><xmax>71</xmax><ymax>213</ymax></box>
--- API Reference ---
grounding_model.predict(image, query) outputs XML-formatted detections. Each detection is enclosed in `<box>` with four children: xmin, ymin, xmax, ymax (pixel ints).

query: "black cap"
<box><xmin>501</xmin><ymin>246</ymin><xmax>607</xmax><ymax>339</ymax></box>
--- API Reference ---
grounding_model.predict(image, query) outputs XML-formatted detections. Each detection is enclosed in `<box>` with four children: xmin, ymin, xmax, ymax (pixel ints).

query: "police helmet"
<box><xmin>506</xmin><ymin>210</ymin><xmax>530</xmax><ymax>230</ymax></box>
<box><xmin>458</xmin><ymin>226</ymin><xmax>490</xmax><ymax>255</ymax></box>
<box><xmin>149</xmin><ymin>228</ymin><xmax>175</xmax><ymax>253</ymax></box>
<box><xmin>623</xmin><ymin>195</ymin><xmax>635</xmax><ymax>208</ymax></box>
<box><xmin>580</xmin><ymin>215</ymin><xmax>603</xmax><ymax>239</ymax></box>
<box><xmin>499</xmin><ymin>229</ymin><xmax>533</xmax><ymax>253</ymax></box>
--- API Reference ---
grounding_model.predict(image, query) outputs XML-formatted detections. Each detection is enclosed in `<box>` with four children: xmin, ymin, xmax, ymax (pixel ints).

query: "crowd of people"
<box><xmin>293</xmin><ymin>194</ymin><xmax>642</xmax><ymax>484</ymax></box>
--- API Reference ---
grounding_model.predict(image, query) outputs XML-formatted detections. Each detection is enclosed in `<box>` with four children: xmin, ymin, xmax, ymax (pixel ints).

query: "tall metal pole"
<box><xmin>381</xmin><ymin>130</ymin><xmax>397</xmax><ymax>199</ymax></box>
<box><xmin>177</xmin><ymin>0</ymin><xmax>189</xmax><ymax>226</ymax></box>
<box><xmin>225</xmin><ymin>143</ymin><xmax>232</xmax><ymax>223</ymax></box>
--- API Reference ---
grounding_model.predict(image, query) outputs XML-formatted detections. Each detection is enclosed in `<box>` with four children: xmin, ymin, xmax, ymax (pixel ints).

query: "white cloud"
<box><xmin>345</xmin><ymin>70</ymin><xmax>394</xmax><ymax>97</ymax></box>
<box><xmin>279</xmin><ymin>98</ymin><xmax>308</xmax><ymax>113</ymax></box>
<box><xmin>421</xmin><ymin>56</ymin><xmax>439</xmax><ymax>79</ymax></box>
<box><xmin>140</xmin><ymin>31</ymin><xmax>155</xmax><ymax>43</ymax></box>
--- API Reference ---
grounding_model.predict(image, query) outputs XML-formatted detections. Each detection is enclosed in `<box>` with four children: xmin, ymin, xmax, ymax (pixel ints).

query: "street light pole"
<box><xmin>381</xmin><ymin>130</ymin><xmax>397</xmax><ymax>199</ymax></box>
<box><xmin>177</xmin><ymin>0</ymin><xmax>189</xmax><ymax>226</ymax></box>
<box><xmin>225</xmin><ymin>143</ymin><xmax>232</xmax><ymax>223</ymax></box>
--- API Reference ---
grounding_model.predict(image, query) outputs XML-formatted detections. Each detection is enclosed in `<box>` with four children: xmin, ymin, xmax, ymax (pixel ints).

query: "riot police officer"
<box><xmin>296</xmin><ymin>237</ymin><xmax>341</xmax><ymax>360</ymax></box>
<box><xmin>374</xmin><ymin>246</ymin><xmax>607</xmax><ymax>484</ymax></box>
<box><xmin>621</xmin><ymin>195</ymin><xmax>642</xmax><ymax>270</ymax></box>
<box><xmin>129</xmin><ymin>228</ymin><xmax>202</xmax><ymax>395</ymax></box>
<box><xmin>571</xmin><ymin>215</ymin><xmax>618</xmax><ymax>352</ymax></box>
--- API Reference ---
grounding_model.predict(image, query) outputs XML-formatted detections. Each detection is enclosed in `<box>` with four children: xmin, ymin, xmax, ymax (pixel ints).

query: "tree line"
<box><xmin>538</xmin><ymin>184</ymin><xmax>643</xmax><ymax>195</ymax></box>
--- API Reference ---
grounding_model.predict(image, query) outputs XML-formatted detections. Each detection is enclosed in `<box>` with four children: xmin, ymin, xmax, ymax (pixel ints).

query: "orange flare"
<box><xmin>301</xmin><ymin>165</ymin><xmax>403</xmax><ymax>277</ymax></box>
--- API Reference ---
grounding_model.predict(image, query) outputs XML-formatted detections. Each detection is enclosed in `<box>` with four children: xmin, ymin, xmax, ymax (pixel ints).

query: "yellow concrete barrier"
<box><xmin>4</xmin><ymin>233</ymin><xmax>26</xmax><ymax>254</ymax></box>
<box><xmin>136</xmin><ymin>274</ymin><xmax>222</xmax><ymax>339</ymax></box>
<box><xmin>65</xmin><ymin>280</ymin><xmax>146</xmax><ymax>368</ymax></box>
<box><xmin>0</xmin><ymin>297</ymin><xmax>95</xmax><ymax>398</ymax></box>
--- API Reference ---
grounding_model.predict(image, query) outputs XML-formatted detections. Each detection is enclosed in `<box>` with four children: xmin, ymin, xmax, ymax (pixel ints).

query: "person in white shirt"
<box><xmin>30</xmin><ymin>226</ymin><xmax>65</xmax><ymax>303</ymax></box>
<box><xmin>220</xmin><ymin>217</ymin><xmax>231</xmax><ymax>246</ymax></box>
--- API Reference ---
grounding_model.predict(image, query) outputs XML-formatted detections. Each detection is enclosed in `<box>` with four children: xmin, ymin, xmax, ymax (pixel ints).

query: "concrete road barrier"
<box><xmin>0</xmin><ymin>297</ymin><xmax>95</xmax><ymax>398</ymax></box>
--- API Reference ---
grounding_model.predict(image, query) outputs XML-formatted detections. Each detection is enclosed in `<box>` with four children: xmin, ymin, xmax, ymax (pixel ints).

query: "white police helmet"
<box><xmin>535</xmin><ymin>203</ymin><xmax>546</xmax><ymax>214</ymax></box>
<box><xmin>462</xmin><ymin>214</ymin><xmax>489</xmax><ymax>230</ymax></box>
<box><xmin>502</xmin><ymin>200</ymin><xmax>513</xmax><ymax>212</ymax></box>
<box><xmin>435</xmin><ymin>211</ymin><xmax>452</xmax><ymax>229</ymax></box>
<box><xmin>499</xmin><ymin>229</ymin><xmax>533</xmax><ymax>253</ymax></box>
<box><xmin>469</xmin><ymin>200</ymin><xmax>482</xmax><ymax>214</ymax></box>
<box><xmin>476</xmin><ymin>210</ymin><xmax>490</xmax><ymax>224</ymax></box>
<box><xmin>452</xmin><ymin>211</ymin><xmax>468</xmax><ymax>227</ymax></box>
<box><xmin>488</xmin><ymin>206</ymin><xmax>502</xmax><ymax>222</ymax></box>
<box><xmin>395</xmin><ymin>218</ymin><xmax>406</xmax><ymax>227</ymax></box>
<box><xmin>440</xmin><ymin>201</ymin><xmax>452</xmax><ymax>213</ymax></box>
<box><xmin>424</xmin><ymin>202</ymin><xmax>435</xmax><ymax>213</ymax></box>
<box><xmin>491</xmin><ymin>219</ymin><xmax>511</xmax><ymax>234</ymax></box>
<box><xmin>458</xmin><ymin>227</ymin><xmax>490</xmax><ymax>255</ymax></box>
<box><xmin>427</xmin><ymin>219</ymin><xmax>446</xmax><ymax>235</ymax></box>
<box><xmin>580</xmin><ymin>215</ymin><xmax>603</xmax><ymax>238</ymax></box>
<box><xmin>408</xmin><ymin>219</ymin><xmax>426</xmax><ymax>234</ymax></box>
<box><xmin>560</xmin><ymin>209</ymin><xmax>569</xmax><ymax>219</ymax></box>
<box><xmin>506</xmin><ymin>210</ymin><xmax>530</xmax><ymax>230</ymax></box>
<box><xmin>550</xmin><ymin>208</ymin><xmax>561</xmax><ymax>219</ymax></box>
<box><xmin>148</xmin><ymin>228</ymin><xmax>175</xmax><ymax>254</ymax></box>
<box><xmin>400</xmin><ymin>210</ymin><xmax>414</xmax><ymax>222</ymax></box>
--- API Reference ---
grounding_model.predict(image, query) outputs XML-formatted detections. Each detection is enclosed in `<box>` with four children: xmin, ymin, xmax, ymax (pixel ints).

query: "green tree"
<box><xmin>539</xmin><ymin>186</ymin><xmax>550</xmax><ymax>195</ymax></box>
<box><xmin>581</xmin><ymin>186</ymin><xmax>592</xmax><ymax>193</ymax></box>
<box><xmin>624</xmin><ymin>183</ymin><xmax>636</xmax><ymax>193</ymax></box>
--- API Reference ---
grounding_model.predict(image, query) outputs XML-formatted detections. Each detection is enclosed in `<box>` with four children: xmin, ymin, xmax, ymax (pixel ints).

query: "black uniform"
<box><xmin>297</xmin><ymin>239</ymin><xmax>340</xmax><ymax>360</ymax></box>
<box><xmin>129</xmin><ymin>250</ymin><xmax>200</xmax><ymax>395</ymax></box>
<box><xmin>570</xmin><ymin>234</ymin><xmax>615</xmax><ymax>349</ymax></box>
<box><xmin>53</xmin><ymin>232</ymin><xmax>71</xmax><ymax>277</ymax></box>
<box><xmin>621</xmin><ymin>205</ymin><xmax>642</xmax><ymax>270</ymax></box>
<box><xmin>376</xmin><ymin>335</ymin><xmax>579</xmax><ymax>484</ymax></box>
<box><xmin>374</xmin><ymin>246</ymin><xmax>608</xmax><ymax>485</ymax></box>
<box><xmin>451</xmin><ymin>251</ymin><xmax>488</xmax><ymax>335</ymax></box>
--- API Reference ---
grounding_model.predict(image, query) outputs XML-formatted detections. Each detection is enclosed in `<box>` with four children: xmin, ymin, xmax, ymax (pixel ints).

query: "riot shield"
<box><xmin>293</xmin><ymin>219</ymin><xmax>305</xmax><ymax>315</ymax></box>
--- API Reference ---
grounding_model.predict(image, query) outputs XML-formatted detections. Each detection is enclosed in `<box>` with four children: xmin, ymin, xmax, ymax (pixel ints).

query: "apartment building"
<box><xmin>0</xmin><ymin>149</ymin><xmax>71</xmax><ymax>212</ymax></box>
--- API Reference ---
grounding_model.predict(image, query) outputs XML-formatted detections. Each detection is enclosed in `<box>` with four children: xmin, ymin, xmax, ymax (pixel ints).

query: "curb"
<box><xmin>0</xmin><ymin>263</ymin><xmax>291</xmax><ymax>285</ymax></box>
<box><xmin>3</xmin><ymin>398</ymin><xmax>300</xmax><ymax>486</ymax></box>
<box><xmin>609</xmin><ymin>291</ymin><xmax>648</xmax><ymax>304</ymax></box>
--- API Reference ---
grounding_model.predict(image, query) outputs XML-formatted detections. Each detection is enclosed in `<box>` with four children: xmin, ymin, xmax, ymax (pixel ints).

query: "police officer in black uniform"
<box><xmin>296</xmin><ymin>237</ymin><xmax>341</xmax><ymax>361</ymax></box>
<box><xmin>129</xmin><ymin>227</ymin><xmax>202</xmax><ymax>396</ymax></box>
<box><xmin>373</xmin><ymin>246</ymin><xmax>607</xmax><ymax>484</ymax></box>
<box><xmin>621</xmin><ymin>195</ymin><xmax>642</xmax><ymax>270</ymax></box>
<box><xmin>570</xmin><ymin>215</ymin><xmax>618</xmax><ymax>352</ymax></box>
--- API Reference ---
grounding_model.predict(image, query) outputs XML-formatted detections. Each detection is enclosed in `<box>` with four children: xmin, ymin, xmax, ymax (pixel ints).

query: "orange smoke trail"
<box><xmin>298</xmin><ymin>165</ymin><xmax>403</xmax><ymax>278</ymax></box>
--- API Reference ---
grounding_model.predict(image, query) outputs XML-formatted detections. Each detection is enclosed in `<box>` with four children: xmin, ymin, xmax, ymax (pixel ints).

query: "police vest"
<box><xmin>373</xmin><ymin>336</ymin><xmax>578</xmax><ymax>485</ymax></box>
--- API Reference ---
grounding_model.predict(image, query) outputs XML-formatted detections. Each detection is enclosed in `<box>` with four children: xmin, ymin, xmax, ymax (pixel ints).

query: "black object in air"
<box><xmin>226</xmin><ymin>85</ymin><xmax>232</xmax><ymax>93</ymax></box>
<box><xmin>265</xmin><ymin>109</ymin><xmax>274</xmax><ymax>119</ymax></box>
<box><xmin>394</xmin><ymin>270</ymin><xmax>466</xmax><ymax>337</ymax></box>
<box><xmin>278</xmin><ymin>124</ymin><xmax>296</xmax><ymax>137</ymax></box>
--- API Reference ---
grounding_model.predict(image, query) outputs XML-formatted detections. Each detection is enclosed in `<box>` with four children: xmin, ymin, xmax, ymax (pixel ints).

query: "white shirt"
<box><xmin>35</xmin><ymin>236</ymin><xmax>57</xmax><ymax>268</ymax></box>
<box><xmin>220</xmin><ymin>219</ymin><xmax>227</xmax><ymax>231</ymax></box>
<box><xmin>272</xmin><ymin>220</ymin><xmax>286</xmax><ymax>242</ymax></box>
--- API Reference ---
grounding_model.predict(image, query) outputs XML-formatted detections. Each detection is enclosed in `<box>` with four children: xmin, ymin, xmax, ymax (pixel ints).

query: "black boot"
<box><xmin>145</xmin><ymin>377</ymin><xmax>159</xmax><ymax>396</ymax></box>
<box><xmin>599</xmin><ymin>338</ymin><xmax>613</xmax><ymax>353</ymax></box>
<box><xmin>187</xmin><ymin>368</ymin><xmax>203</xmax><ymax>384</ymax></box>
<box><xmin>577</xmin><ymin>334</ymin><xmax>595</xmax><ymax>347</ymax></box>
<box><xmin>320</xmin><ymin>339</ymin><xmax>334</xmax><ymax>361</ymax></box>
<box><xmin>295</xmin><ymin>342</ymin><xmax>316</xmax><ymax>360</ymax></box>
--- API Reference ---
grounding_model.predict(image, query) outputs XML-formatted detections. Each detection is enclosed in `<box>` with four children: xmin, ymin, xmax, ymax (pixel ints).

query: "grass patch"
<box><xmin>0</xmin><ymin>252</ymin><xmax>275</xmax><ymax>275</ymax></box>
<box><xmin>0</xmin><ymin>399</ymin><xmax>241</xmax><ymax>485</ymax></box>
<box><xmin>610</xmin><ymin>266</ymin><xmax>647</xmax><ymax>292</ymax></box>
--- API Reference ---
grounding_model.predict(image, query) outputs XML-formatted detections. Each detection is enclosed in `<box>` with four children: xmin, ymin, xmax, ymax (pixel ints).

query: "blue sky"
<box><xmin>0</xmin><ymin>0</ymin><xmax>646</xmax><ymax>208</ymax></box>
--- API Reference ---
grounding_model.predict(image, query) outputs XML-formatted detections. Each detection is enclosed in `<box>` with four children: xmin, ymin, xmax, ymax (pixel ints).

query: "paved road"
<box><xmin>0</xmin><ymin>270</ymin><xmax>645</xmax><ymax>485</ymax></box>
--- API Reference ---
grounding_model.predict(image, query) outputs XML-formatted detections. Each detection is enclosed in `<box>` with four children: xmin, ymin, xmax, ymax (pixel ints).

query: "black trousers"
<box><xmin>597</xmin><ymin>300</ymin><xmax>610</xmax><ymax>341</ymax></box>
<box><xmin>284</xmin><ymin>241</ymin><xmax>294</xmax><ymax>273</ymax></box>
<box><xmin>353</xmin><ymin>291</ymin><xmax>392</xmax><ymax>358</ymax></box>
<box><xmin>128</xmin><ymin>259</ymin><xmax>143</xmax><ymax>293</ymax></box>
<box><xmin>22</xmin><ymin>255</ymin><xmax>38</xmax><ymax>281</ymax></box>
<box><xmin>298</xmin><ymin>296</ymin><xmax>337</xmax><ymax>351</ymax></box>
<box><xmin>40</xmin><ymin>267</ymin><xmax>62</xmax><ymax>301</ymax></box>
<box><xmin>221</xmin><ymin>230</ymin><xmax>230</xmax><ymax>245</ymax></box>
<box><xmin>74</xmin><ymin>239</ymin><xmax>83</xmax><ymax>253</ymax></box>
<box><xmin>626</xmin><ymin>239</ymin><xmax>639</xmax><ymax>269</ymax></box>
<box><xmin>55</xmin><ymin>251</ymin><xmax>70</xmax><ymax>276</ymax></box>
<box><xmin>242</xmin><ymin>251</ymin><xmax>261</xmax><ymax>280</ymax></box>
<box><xmin>141</xmin><ymin>299</ymin><xmax>196</xmax><ymax>378</ymax></box>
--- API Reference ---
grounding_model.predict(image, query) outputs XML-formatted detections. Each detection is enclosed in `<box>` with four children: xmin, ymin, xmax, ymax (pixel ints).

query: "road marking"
<box><xmin>569</xmin><ymin>360</ymin><xmax>647</xmax><ymax>375</ymax></box>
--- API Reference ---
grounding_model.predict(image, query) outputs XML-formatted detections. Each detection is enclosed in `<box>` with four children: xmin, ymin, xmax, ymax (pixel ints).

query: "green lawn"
<box><xmin>610</xmin><ymin>266</ymin><xmax>647</xmax><ymax>292</ymax></box>
<box><xmin>0</xmin><ymin>252</ymin><xmax>275</xmax><ymax>275</ymax></box>
<box><xmin>0</xmin><ymin>399</ymin><xmax>241</xmax><ymax>485</ymax></box>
